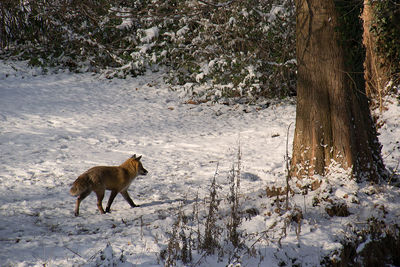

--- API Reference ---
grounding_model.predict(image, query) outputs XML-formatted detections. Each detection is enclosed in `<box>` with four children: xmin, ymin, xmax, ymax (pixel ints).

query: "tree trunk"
<box><xmin>362</xmin><ymin>0</ymin><xmax>390</xmax><ymax>111</ymax></box>
<box><xmin>291</xmin><ymin>0</ymin><xmax>385</xmax><ymax>182</ymax></box>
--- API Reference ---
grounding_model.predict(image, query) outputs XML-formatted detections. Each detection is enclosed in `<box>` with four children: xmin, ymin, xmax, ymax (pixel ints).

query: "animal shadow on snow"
<box><xmin>140</xmin><ymin>198</ymin><xmax>194</xmax><ymax>208</ymax></box>
<box><xmin>242</xmin><ymin>172</ymin><xmax>261</xmax><ymax>182</ymax></box>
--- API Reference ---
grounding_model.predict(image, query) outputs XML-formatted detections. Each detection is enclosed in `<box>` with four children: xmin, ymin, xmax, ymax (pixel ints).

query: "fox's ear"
<box><xmin>136</xmin><ymin>155</ymin><xmax>142</xmax><ymax>161</ymax></box>
<box><xmin>131</xmin><ymin>154</ymin><xmax>137</xmax><ymax>159</ymax></box>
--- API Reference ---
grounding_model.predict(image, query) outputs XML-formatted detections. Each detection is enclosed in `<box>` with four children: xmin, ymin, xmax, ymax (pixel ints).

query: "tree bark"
<box><xmin>291</xmin><ymin>0</ymin><xmax>385</xmax><ymax>182</ymax></box>
<box><xmin>362</xmin><ymin>0</ymin><xmax>390</xmax><ymax>111</ymax></box>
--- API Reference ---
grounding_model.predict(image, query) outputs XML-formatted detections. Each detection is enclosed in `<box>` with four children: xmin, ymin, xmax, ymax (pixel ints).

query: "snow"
<box><xmin>0</xmin><ymin>60</ymin><xmax>399</xmax><ymax>266</ymax></box>
<box><xmin>268</xmin><ymin>5</ymin><xmax>284</xmax><ymax>23</ymax></box>
<box><xmin>140</xmin><ymin>27</ymin><xmax>159</xmax><ymax>43</ymax></box>
<box><xmin>117</xmin><ymin>18</ymin><xmax>133</xmax><ymax>30</ymax></box>
<box><xmin>176</xmin><ymin>26</ymin><xmax>189</xmax><ymax>37</ymax></box>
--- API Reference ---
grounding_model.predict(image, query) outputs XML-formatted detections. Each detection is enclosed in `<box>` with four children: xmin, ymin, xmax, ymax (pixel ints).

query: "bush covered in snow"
<box><xmin>0</xmin><ymin>0</ymin><xmax>296</xmax><ymax>99</ymax></box>
<box><xmin>161</xmin><ymin>0</ymin><xmax>296</xmax><ymax>100</ymax></box>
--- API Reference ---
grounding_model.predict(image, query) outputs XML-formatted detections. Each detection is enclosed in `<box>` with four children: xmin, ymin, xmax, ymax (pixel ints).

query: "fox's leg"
<box><xmin>75</xmin><ymin>190</ymin><xmax>91</xmax><ymax>216</ymax></box>
<box><xmin>105</xmin><ymin>190</ymin><xmax>118</xmax><ymax>213</ymax></box>
<box><xmin>94</xmin><ymin>189</ymin><xmax>106</xmax><ymax>214</ymax></box>
<box><xmin>120</xmin><ymin>190</ymin><xmax>139</xmax><ymax>208</ymax></box>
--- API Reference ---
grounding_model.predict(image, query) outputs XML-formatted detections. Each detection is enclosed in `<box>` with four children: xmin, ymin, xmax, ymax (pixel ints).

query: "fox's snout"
<box><xmin>140</xmin><ymin>168</ymin><xmax>148</xmax><ymax>175</ymax></box>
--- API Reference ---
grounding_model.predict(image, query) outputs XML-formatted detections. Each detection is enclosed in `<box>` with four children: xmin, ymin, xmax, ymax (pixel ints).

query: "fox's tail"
<box><xmin>70</xmin><ymin>174</ymin><xmax>92</xmax><ymax>196</ymax></box>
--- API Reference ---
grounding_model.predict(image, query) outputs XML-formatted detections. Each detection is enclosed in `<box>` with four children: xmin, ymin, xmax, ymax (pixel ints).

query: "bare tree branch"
<box><xmin>197</xmin><ymin>0</ymin><xmax>235</xmax><ymax>8</ymax></box>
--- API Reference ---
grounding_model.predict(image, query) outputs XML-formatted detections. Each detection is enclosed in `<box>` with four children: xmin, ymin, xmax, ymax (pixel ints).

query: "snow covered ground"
<box><xmin>0</xmin><ymin>60</ymin><xmax>399</xmax><ymax>266</ymax></box>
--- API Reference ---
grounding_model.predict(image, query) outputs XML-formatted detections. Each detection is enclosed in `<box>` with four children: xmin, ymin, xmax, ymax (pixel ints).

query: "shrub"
<box><xmin>163</xmin><ymin>0</ymin><xmax>296</xmax><ymax>100</ymax></box>
<box><xmin>371</xmin><ymin>1</ymin><xmax>400</xmax><ymax>83</ymax></box>
<box><xmin>0</xmin><ymin>0</ymin><xmax>296</xmax><ymax>99</ymax></box>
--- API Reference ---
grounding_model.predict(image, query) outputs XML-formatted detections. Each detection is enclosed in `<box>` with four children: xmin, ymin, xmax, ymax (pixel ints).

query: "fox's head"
<box><xmin>131</xmin><ymin>154</ymin><xmax>148</xmax><ymax>176</ymax></box>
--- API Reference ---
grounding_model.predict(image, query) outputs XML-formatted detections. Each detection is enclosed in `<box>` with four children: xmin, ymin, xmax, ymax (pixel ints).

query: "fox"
<box><xmin>70</xmin><ymin>154</ymin><xmax>148</xmax><ymax>216</ymax></box>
